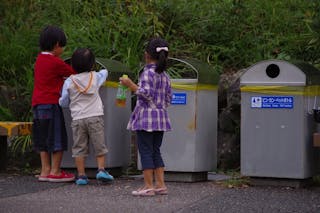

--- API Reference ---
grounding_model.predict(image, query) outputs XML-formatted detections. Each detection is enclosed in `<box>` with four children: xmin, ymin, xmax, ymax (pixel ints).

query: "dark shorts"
<box><xmin>32</xmin><ymin>104</ymin><xmax>68</xmax><ymax>153</ymax></box>
<box><xmin>136</xmin><ymin>130</ymin><xmax>165</xmax><ymax>170</ymax></box>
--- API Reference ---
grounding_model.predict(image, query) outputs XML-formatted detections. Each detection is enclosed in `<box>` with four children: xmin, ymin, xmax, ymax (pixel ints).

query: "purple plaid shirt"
<box><xmin>127</xmin><ymin>64</ymin><xmax>172</xmax><ymax>132</ymax></box>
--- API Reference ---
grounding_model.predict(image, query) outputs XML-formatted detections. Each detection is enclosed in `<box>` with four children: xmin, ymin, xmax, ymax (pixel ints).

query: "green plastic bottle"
<box><xmin>116</xmin><ymin>74</ymin><xmax>128</xmax><ymax>107</ymax></box>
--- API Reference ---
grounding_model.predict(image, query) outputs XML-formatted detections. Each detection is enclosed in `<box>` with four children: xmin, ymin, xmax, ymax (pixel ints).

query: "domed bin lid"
<box><xmin>168</xmin><ymin>57</ymin><xmax>219</xmax><ymax>85</ymax></box>
<box><xmin>240</xmin><ymin>59</ymin><xmax>320</xmax><ymax>86</ymax></box>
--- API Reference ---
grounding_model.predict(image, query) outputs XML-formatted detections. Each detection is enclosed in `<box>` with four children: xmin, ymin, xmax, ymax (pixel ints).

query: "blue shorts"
<box><xmin>136</xmin><ymin>130</ymin><xmax>165</xmax><ymax>170</ymax></box>
<box><xmin>32</xmin><ymin>104</ymin><xmax>68</xmax><ymax>152</ymax></box>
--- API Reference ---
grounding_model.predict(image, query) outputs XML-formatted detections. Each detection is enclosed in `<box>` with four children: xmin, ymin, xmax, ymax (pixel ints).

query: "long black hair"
<box><xmin>145</xmin><ymin>38</ymin><xmax>169</xmax><ymax>73</ymax></box>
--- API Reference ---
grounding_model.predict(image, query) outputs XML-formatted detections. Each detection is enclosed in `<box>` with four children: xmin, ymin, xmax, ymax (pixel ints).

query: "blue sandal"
<box><xmin>76</xmin><ymin>175</ymin><xmax>89</xmax><ymax>185</ymax></box>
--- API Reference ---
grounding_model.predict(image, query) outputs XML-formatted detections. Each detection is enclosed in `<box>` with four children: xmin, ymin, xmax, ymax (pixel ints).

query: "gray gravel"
<box><xmin>1</xmin><ymin>173</ymin><xmax>320</xmax><ymax>213</ymax></box>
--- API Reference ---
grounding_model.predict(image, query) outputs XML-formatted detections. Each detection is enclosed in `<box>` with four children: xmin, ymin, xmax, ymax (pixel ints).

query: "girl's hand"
<box><xmin>120</xmin><ymin>77</ymin><xmax>138</xmax><ymax>92</ymax></box>
<box><xmin>120</xmin><ymin>76</ymin><xmax>132</xmax><ymax>87</ymax></box>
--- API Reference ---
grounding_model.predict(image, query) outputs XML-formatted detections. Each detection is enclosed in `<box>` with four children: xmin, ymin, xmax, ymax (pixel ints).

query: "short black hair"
<box><xmin>71</xmin><ymin>48</ymin><xmax>95</xmax><ymax>73</ymax></box>
<box><xmin>39</xmin><ymin>25</ymin><xmax>67</xmax><ymax>51</ymax></box>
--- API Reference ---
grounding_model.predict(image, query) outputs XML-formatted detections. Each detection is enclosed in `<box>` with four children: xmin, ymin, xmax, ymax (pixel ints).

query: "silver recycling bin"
<box><xmin>240</xmin><ymin>59</ymin><xmax>320</xmax><ymax>179</ymax></box>
<box><xmin>61</xmin><ymin>58</ymin><xmax>132</xmax><ymax>175</ymax></box>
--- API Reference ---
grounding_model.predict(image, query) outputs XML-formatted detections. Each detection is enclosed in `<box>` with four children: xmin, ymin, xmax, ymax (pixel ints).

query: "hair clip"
<box><xmin>156</xmin><ymin>47</ymin><xmax>169</xmax><ymax>52</ymax></box>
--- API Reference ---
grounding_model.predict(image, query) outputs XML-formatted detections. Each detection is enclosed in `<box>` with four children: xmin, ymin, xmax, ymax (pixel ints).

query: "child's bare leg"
<box><xmin>50</xmin><ymin>151</ymin><xmax>63</xmax><ymax>175</ymax></box>
<box><xmin>154</xmin><ymin>167</ymin><xmax>166</xmax><ymax>188</ymax></box>
<box><xmin>40</xmin><ymin>151</ymin><xmax>51</xmax><ymax>176</ymax></box>
<box><xmin>143</xmin><ymin>169</ymin><xmax>154</xmax><ymax>189</ymax></box>
<box><xmin>75</xmin><ymin>156</ymin><xmax>86</xmax><ymax>176</ymax></box>
<box><xmin>96</xmin><ymin>154</ymin><xmax>105</xmax><ymax>170</ymax></box>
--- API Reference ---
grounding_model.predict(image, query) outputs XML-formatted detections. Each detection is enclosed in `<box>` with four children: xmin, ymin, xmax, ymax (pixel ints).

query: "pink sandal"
<box><xmin>154</xmin><ymin>187</ymin><xmax>168</xmax><ymax>195</ymax></box>
<box><xmin>132</xmin><ymin>188</ymin><xmax>155</xmax><ymax>196</ymax></box>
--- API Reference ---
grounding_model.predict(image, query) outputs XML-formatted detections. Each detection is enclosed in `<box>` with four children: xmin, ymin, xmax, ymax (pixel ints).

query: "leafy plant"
<box><xmin>9</xmin><ymin>135</ymin><xmax>32</xmax><ymax>156</ymax></box>
<box><xmin>7</xmin><ymin>134</ymin><xmax>39</xmax><ymax>173</ymax></box>
<box><xmin>312</xmin><ymin>175</ymin><xmax>320</xmax><ymax>186</ymax></box>
<box><xmin>0</xmin><ymin>106</ymin><xmax>14</xmax><ymax>121</ymax></box>
<box><xmin>1</xmin><ymin>0</ymin><xmax>320</xmax><ymax>171</ymax></box>
<box><xmin>216</xmin><ymin>170</ymin><xmax>250</xmax><ymax>188</ymax></box>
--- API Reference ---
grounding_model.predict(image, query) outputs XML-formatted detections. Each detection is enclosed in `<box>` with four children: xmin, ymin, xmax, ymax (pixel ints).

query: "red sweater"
<box><xmin>32</xmin><ymin>53</ymin><xmax>76</xmax><ymax>106</ymax></box>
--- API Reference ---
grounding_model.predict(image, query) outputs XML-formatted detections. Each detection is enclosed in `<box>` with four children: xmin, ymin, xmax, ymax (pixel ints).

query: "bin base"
<box><xmin>249</xmin><ymin>177</ymin><xmax>312</xmax><ymax>188</ymax></box>
<box><xmin>164</xmin><ymin>171</ymin><xmax>208</xmax><ymax>182</ymax></box>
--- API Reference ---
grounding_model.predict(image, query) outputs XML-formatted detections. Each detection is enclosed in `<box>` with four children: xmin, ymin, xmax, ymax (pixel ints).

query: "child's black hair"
<box><xmin>145</xmin><ymin>38</ymin><xmax>169</xmax><ymax>73</ymax></box>
<box><xmin>39</xmin><ymin>25</ymin><xmax>67</xmax><ymax>51</ymax></box>
<box><xmin>71</xmin><ymin>48</ymin><xmax>95</xmax><ymax>73</ymax></box>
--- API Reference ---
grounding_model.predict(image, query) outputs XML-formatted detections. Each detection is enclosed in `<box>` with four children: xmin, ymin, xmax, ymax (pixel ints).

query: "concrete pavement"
<box><xmin>1</xmin><ymin>172</ymin><xmax>320</xmax><ymax>213</ymax></box>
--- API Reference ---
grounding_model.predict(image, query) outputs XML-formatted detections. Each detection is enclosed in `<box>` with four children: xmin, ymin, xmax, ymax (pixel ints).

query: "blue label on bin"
<box><xmin>171</xmin><ymin>93</ymin><xmax>187</xmax><ymax>105</ymax></box>
<box><xmin>251</xmin><ymin>96</ymin><xmax>294</xmax><ymax>109</ymax></box>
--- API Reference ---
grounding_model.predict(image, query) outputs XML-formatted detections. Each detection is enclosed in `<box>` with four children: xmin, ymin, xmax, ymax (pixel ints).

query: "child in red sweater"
<box><xmin>32</xmin><ymin>25</ymin><xmax>76</xmax><ymax>182</ymax></box>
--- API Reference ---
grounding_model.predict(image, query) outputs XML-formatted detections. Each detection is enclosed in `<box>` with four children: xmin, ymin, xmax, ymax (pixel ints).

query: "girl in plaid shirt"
<box><xmin>121</xmin><ymin>38</ymin><xmax>172</xmax><ymax>196</ymax></box>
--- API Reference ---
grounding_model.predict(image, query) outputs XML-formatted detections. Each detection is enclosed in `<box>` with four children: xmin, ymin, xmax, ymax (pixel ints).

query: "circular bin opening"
<box><xmin>266</xmin><ymin>64</ymin><xmax>280</xmax><ymax>78</ymax></box>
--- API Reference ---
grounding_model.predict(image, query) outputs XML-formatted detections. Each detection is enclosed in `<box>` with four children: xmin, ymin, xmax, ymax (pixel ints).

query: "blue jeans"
<box><xmin>136</xmin><ymin>130</ymin><xmax>165</xmax><ymax>170</ymax></box>
<box><xmin>32</xmin><ymin>104</ymin><xmax>68</xmax><ymax>152</ymax></box>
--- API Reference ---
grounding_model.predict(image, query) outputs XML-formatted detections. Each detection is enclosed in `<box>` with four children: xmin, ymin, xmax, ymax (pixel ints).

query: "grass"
<box><xmin>213</xmin><ymin>169</ymin><xmax>250</xmax><ymax>188</ymax></box>
<box><xmin>1</xmin><ymin>0</ymin><xmax>320</xmax><ymax>168</ymax></box>
<box><xmin>312</xmin><ymin>175</ymin><xmax>320</xmax><ymax>186</ymax></box>
<box><xmin>220</xmin><ymin>176</ymin><xmax>250</xmax><ymax>188</ymax></box>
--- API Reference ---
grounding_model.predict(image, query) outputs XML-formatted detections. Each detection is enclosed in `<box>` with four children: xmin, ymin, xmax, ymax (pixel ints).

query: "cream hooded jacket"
<box><xmin>59</xmin><ymin>69</ymin><xmax>108</xmax><ymax>120</ymax></box>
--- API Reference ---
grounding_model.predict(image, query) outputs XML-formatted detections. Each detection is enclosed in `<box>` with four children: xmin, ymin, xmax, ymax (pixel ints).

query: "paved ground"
<box><xmin>1</xmin><ymin>172</ymin><xmax>320</xmax><ymax>213</ymax></box>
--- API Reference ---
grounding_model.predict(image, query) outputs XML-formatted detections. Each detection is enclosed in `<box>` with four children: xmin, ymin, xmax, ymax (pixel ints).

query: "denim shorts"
<box><xmin>71</xmin><ymin>116</ymin><xmax>108</xmax><ymax>157</ymax></box>
<box><xmin>136</xmin><ymin>130</ymin><xmax>165</xmax><ymax>170</ymax></box>
<box><xmin>32</xmin><ymin>104</ymin><xmax>68</xmax><ymax>152</ymax></box>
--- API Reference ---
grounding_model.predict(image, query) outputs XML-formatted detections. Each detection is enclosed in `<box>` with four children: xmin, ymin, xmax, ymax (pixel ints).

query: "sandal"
<box><xmin>154</xmin><ymin>187</ymin><xmax>168</xmax><ymax>195</ymax></box>
<box><xmin>132</xmin><ymin>188</ymin><xmax>155</xmax><ymax>196</ymax></box>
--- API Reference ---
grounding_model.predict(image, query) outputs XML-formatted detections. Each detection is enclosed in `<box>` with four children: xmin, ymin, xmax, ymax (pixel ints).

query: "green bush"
<box><xmin>0</xmin><ymin>0</ymin><xmax>319</xmax><ymax>121</ymax></box>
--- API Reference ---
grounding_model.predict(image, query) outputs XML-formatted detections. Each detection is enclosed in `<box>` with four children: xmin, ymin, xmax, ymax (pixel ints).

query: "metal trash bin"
<box><xmin>240</xmin><ymin>59</ymin><xmax>320</xmax><ymax>179</ymax></box>
<box><xmin>136</xmin><ymin>58</ymin><xmax>219</xmax><ymax>182</ymax></box>
<box><xmin>61</xmin><ymin>58</ymin><xmax>132</xmax><ymax>176</ymax></box>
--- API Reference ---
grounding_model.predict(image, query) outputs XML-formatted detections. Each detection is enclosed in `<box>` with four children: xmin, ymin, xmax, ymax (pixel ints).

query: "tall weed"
<box><xmin>0</xmin><ymin>0</ymin><xmax>319</xmax><ymax>121</ymax></box>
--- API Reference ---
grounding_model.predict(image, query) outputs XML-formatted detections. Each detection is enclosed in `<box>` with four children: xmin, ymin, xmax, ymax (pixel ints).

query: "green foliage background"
<box><xmin>0</xmin><ymin>0</ymin><xmax>320</xmax><ymax>121</ymax></box>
